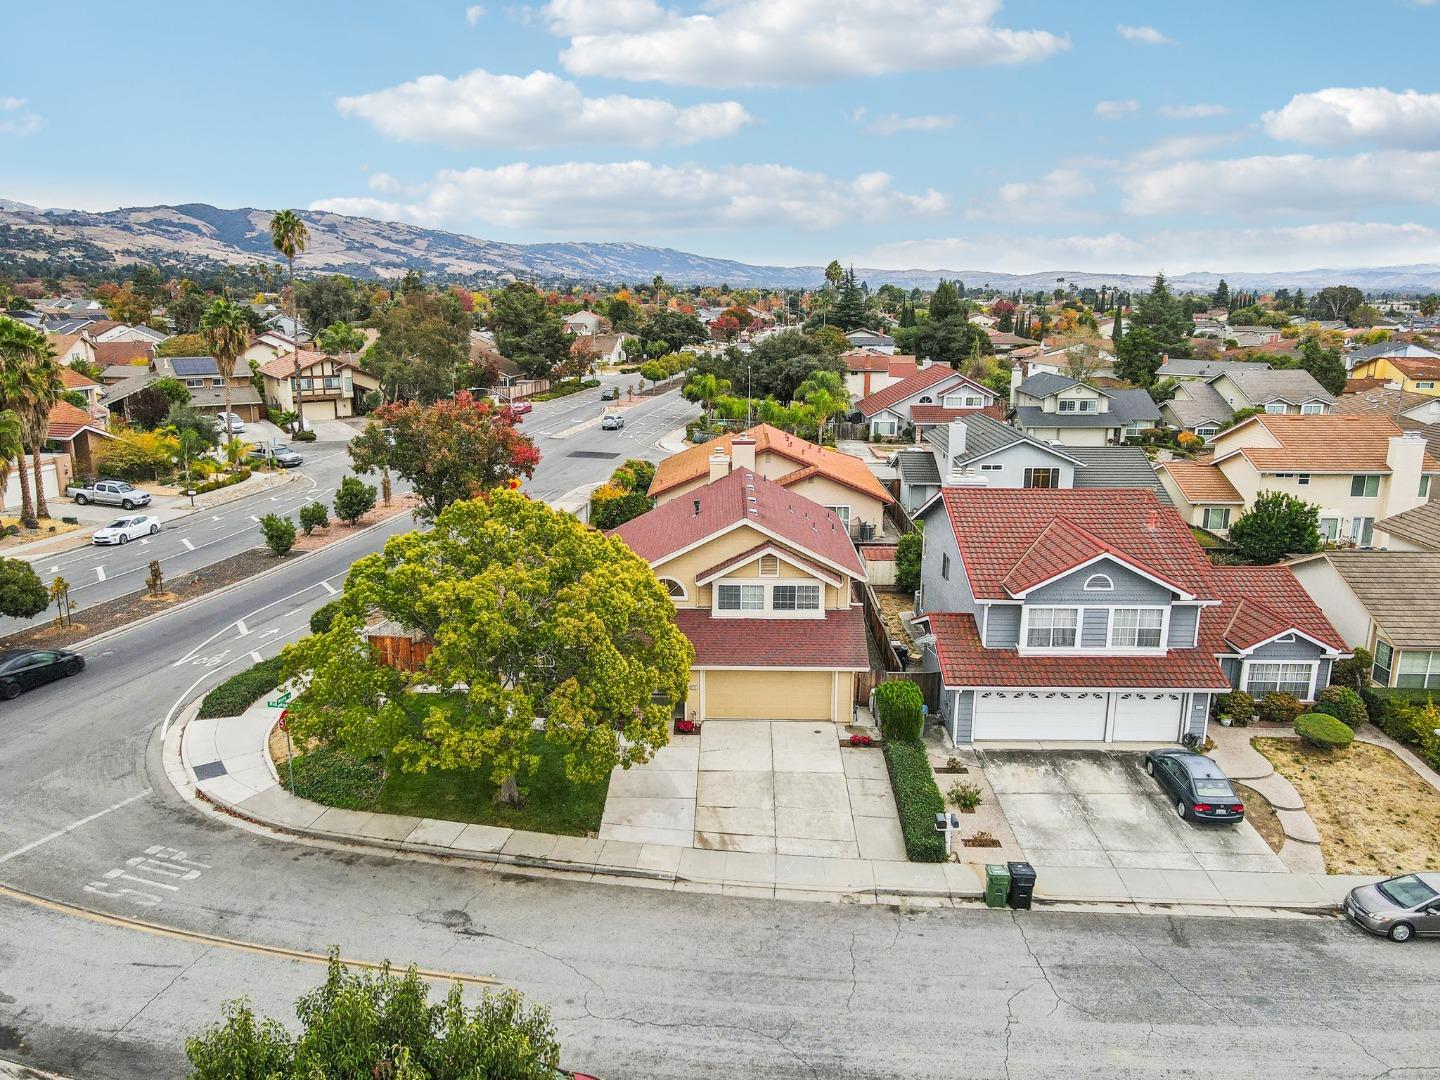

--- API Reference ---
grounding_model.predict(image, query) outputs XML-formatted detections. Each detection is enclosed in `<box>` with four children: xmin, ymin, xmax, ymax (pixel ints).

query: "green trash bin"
<box><xmin>984</xmin><ymin>863</ymin><xmax>1011</xmax><ymax>909</ymax></box>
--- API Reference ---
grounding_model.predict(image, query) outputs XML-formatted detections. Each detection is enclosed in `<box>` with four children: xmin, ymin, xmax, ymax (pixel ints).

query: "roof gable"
<box><xmin>855</xmin><ymin>364</ymin><xmax>955</xmax><ymax>416</ymax></box>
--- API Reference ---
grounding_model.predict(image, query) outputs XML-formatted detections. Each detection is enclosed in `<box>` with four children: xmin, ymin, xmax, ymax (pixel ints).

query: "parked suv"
<box><xmin>1144</xmin><ymin>748</ymin><xmax>1245</xmax><ymax>823</ymax></box>
<box><xmin>601</xmin><ymin>413</ymin><xmax>624</xmax><ymax>430</ymax></box>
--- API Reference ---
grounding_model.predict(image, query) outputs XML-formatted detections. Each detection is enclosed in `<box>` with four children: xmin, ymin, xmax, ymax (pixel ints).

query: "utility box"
<box><xmin>1007</xmin><ymin>861</ymin><xmax>1037</xmax><ymax>910</ymax></box>
<box><xmin>984</xmin><ymin>863</ymin><xmax>1011</xmax><ymax>909</ymax></box>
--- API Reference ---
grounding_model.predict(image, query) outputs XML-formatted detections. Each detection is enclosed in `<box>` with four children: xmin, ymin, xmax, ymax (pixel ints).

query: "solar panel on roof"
<box><xmin>169</xmin><ymin>356</ymin><xmax>218</xmax><ymax>377</ymax></box>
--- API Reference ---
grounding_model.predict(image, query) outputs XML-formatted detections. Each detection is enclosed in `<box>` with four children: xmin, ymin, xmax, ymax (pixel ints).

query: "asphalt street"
<box><xmin>3</xmin><ymin>380</ymin><xmax>1435</xmax><ymax>1079</ymax></box>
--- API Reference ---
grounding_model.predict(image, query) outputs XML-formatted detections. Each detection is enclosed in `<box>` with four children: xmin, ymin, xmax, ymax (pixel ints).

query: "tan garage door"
<box><xmin>704</xmin><ymin>670</ymin><xmax>834</xmax><ymax>721</ymax></box>
<box><xmin>302</xmin><ymin>400</ymin><xmax>337</xmax><ymax>422</ymax></box>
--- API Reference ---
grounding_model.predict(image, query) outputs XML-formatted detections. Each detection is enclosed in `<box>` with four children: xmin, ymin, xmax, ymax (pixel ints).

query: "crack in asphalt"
<box><xmin>80</xmin><ymin>944</ymin><xmax>212</xmax><ymax>1072</ymax></box>
<box><xmin>1010</xmin><ymin>912</ymin><xmax>1101</xmax><ymax>1022</ymax></box>
<box><xmin>1103</xmin><ymin>919</ymin><xmax>1240</xmax><ymax>1026</ymax></box>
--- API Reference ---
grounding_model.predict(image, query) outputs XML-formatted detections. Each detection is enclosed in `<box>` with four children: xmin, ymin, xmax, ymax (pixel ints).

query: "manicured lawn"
<box><xmin>1254</xmin><ymin>737</ymin><xmax>1440</xmax><ymax>875</ymax></box>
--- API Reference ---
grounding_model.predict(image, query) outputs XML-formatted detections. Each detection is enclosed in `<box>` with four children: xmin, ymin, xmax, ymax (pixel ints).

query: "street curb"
<box><xmin>60</xmin><ymin>505</ymin><xmax>414</xmax><ymax>653</ymax></box>
<box><xmin>160</xmin><ymin>708</ymin><xmax>1343</xmax><ymax>917</ymax></box>
<box><xmin>0</xmin><ymin>1058</ymin><xmax>72</xmax><ymax>1080</ymax></box>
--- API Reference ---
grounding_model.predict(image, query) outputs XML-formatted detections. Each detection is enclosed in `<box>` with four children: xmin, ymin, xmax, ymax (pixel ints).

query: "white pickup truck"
<box><xmin>65</xmin><ymin>479</ymin><xmax>153</xmax><ymax>509</ymax></box>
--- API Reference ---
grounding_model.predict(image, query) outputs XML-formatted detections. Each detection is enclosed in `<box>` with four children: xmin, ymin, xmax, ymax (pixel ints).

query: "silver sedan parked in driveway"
<box><xmin>92</xmin><ymin>515</ymin><xmax>161</xmax><ymax>545</ymax></box>
<box><xmin>1345</xmin><ymin>872</ymin><xmax>1440</xmax><ymax>942</ymax></box>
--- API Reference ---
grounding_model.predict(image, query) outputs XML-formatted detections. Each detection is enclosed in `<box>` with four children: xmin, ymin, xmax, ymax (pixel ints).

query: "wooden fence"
<box><xmin>854</xmin><ymin>669</ymin><xmax>943</xmax><ymax>712</ymax></box>
<box><xmin>369</xmin><ymin>634</ymin><xmax>432</xmax><ymax>672</ymax></box>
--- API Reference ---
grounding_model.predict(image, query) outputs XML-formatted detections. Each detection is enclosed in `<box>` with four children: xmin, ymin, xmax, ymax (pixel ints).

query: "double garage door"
<box><xmin>971</xmin><ymin>690</ymin><xmax>1185</xmax><ymax>743</ymax></box>
<box><xmin>703</xmin><ymin>670</ymin><xmax>835</xmax><ymax>721</ymax></box>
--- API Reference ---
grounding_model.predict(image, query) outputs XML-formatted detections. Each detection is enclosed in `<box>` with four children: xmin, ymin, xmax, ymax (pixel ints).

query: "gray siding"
<box><xmin>1221</xmin><ymin>657</ymin><xmax>1242</xmax><ymax>688</ymax></box>
<box><xmin>917</xmin><ymin>502</ymin><xmax>975</xmax><ymax>614</ymax></box>
<box><xmin>1024</xmin><ymin>558</ymin><xmax>1176</xmax><ymax>605</ymax></box>
<box><xmin>1167</xmin><ymin>605</ymin><xmax>1199</xmax><ymax>649</ymax></box>
<box><xmin>1187</xmin><ymin>693</ymin><xmax>1209</xmax><ymax>738</ymax></box>
<box><xmin>1317</xmin><ymin>659</ymin><xmax>1333</xmax><ymax>691</ymax></box>
<box><xmin>958</xmin><ymin>443</ymin><xmax>1076</xmax><ymax>487</ymax></box>
<box><xmin>1081</xmin><ymin>608</ymin><xmax>1109</xmax><ymax>647</ymax></box>
<box><xmin>903</xmin><ymin>483</ymin><xmax>939</xmax><ymax>514</ymax></box>
<box><xmin>1247</xmin><ymin>636</ymin><xmax>1327</xmax><ymax>662</ymax></box>
<box><xmin>983</xmin><ymin>604</ymin><xmax>1021</xmax><ymax>648</ymax></box>
<box><xmin>954</xmin><ymin>690</ymin><xmax>975</xmax><ymax>745</ymax></box>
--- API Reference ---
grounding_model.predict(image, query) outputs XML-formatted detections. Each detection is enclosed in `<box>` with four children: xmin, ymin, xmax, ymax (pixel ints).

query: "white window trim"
<box><xmin>712</xmin><ymin>577</ymin><xmax>826</xmax><ymax>619</ymax></box>
<box><xmin>1396</xmin><ymin>649</ymin><xmax>1440</xmax><ymax>689</ymax></box>
<box><xmin>1264</xmin><ymin>403</ymin><xmax>1287</xmax><ymax>414</ymax></box>
<box><xmin>1201</xmin><ymin>507</ymin><xmax>1231</xmax><ymax>531</ymax></box>
<box><xmin>1015</xmin><ymin>603</ymin><xmax>1176</xmax><ymax>656</ymax></box>
<box><xmin>1108</xmin><ymin>606</ymin><xmax>1169</xmax><ymax>651</ymax></box>
<box><xmin>1020</xmin><ymin>606</ymin><xmax>1080</xmax><ymax>651</ymax></box>
<box><xmin>824</xmin><ymin>505</ymin><xmax>852</xmax><ymax>529</ymax></box>
<box><xmin>1083</xmin><ymin>574</ymin><xmax>1114</xmax><ymax>591</ymax></box>
<box><xmin>1240</xmin><ymin>659</ymin><xmax>1318</xmax><ymax>700</ymax></box>
<box><xmin>659</xmin><ymin>577</ymin><xmax>687</xmax><ymax>602</ymax></box>
<box><xmin>1300</xmin><ymin>403</ymin><xmax>1325</xmax><ymax>414</ymax></box>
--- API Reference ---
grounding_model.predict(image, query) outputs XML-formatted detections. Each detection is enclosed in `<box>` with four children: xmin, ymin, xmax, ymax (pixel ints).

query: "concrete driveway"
<box><xmin>981</xmin><ymin>748</ymin><xmax>1286</xmax><ymax>873</ymax></box>
<box><xmin>599</xmin><ymin>720</ymin><xmax>906</xmax><ymax>860</ymax></box>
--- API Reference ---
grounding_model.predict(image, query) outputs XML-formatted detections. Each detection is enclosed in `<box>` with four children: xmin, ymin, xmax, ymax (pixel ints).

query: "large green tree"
<box><xmin>639</xmin><ymin>309</ymin><xmax>707</xmax><ymax>357</ymax></box>
<box><xmin>1307</xmin><ymin>285</ymin><xmax>1364</xmax><ymax>323</ymax></box>
<box><xmin>0</xmin><ymin>315</ymin><xmax>62</xmax><ymax>522</ymax></box>
<box><xmin>367</xmin><ymin>289</ymin><xmax>471</xmax><ymax>403</ymax></box>
<box><xmin>280</xmin><ymin>490</ymin><xmax>693</xmax><ymax>805</ymax></box>
<box><xmin>186</xmin><ymin>953</ymin><xmax>564</xmax><ymax>1080</ymax></box>
<box><xmin>1131</xmin><ymin>272</ymin><xmax>1188</xmax><ymax>352</ymax></box>
<box><xmin>349</xmin><ymin>391</ymin><xmax>539</xmax><ymax>520</ymax></box>
<box><xmin>296</xmin><ymin>274</ymin><xmax>369</xmax><ymax>332</ymax></box>
<box><xmin>830</xmin><ymin>267</ymin><xmax>868</xmax><ymax>331</ymax></box>
<box><xmin>1114</xmin><ymin>325</ymin><xmax>1164</xmax><ymax>387</ymax></box>
<box><xmin>1228</xmin><ymin>490</ymin><xmax>1321</xmax><ymax>564</ymax></box>
<box><xmin>492</xmin><ymin>283</ymin><xmax>572</xmax><ymax>379</ymax></box>
<box><xmin>690</xmin><ymin>330</ymin><xmax>844</xmax><ymax>403</ymax></box>
<box><xmin>928</xmin><ymin>279</ymin><xmax>963</xmax><ymax>322</ymax></box>
<box><xmin>1298</xmin><ymin>338</ymin><xmax>1347</xmax><ymax>395</ymax></box>
<box><xmin>269</xmin><ymin>209</ymin><xmax>311</xmax><ymax>410</ymax></box>
<box><xmin>200</xmin><ymin>298</ymin><xmax>252</xmax><ymax>447</ymax></box>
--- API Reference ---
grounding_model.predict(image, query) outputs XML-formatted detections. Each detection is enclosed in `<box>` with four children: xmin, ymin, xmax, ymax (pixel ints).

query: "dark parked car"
<box><xmin>1144</xmin><ymin>748</ymin><xmax>1245</xmax><ymax>823</ymax></box>
<box><xmin>0</xmin><ymin>648</ymin><xmax>84</xmax><ymax>699</ymax></box>
<box><xmin>1345</xmin><ymin>872</ymin><xmax>1440</xmax><ymax>942</ymax></box>
<box><xmin>601</xmin><ymin>386</ymin><xmax>619</xmax><ymax>400</ymax></box>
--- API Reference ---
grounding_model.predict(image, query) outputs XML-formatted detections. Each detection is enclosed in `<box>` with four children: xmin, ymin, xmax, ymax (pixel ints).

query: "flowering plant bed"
<box><xmin>674</xmin><ymin>718</ymin><xmax>699</xmax><ymax>734</ymax></box>
<box><xmin>846</xmin><ymin>733</ymin><xmax>876</xmax><ymax>747</ymax></box>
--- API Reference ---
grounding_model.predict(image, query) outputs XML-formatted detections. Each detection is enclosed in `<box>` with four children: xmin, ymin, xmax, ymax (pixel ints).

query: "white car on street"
<box><xmin>92</xmin><ymin>515</ymin><xmax>161</xmax><ymax>545</ymax></box>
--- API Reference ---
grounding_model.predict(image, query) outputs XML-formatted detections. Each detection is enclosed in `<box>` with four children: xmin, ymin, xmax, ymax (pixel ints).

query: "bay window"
<box><xmin>1111</xmin><ymin>608</ymin><xmax>1164</xmax><ymax>649</ymax></box>
<box><xmin>1026</xmin><ymin>607</ymin><xmax>1077</xmax><ymax>648</ymax></box>
<box><xmin>1245</xmin><ymin>662</ymin><xmax>1313</xmax><ymax>696</ymax></box>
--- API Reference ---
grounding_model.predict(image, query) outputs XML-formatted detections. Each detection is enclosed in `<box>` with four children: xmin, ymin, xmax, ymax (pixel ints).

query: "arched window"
<box><xmin>1083</xmin><ymin>573</ymin><xmax>1114</xmax><ymax>591</ymax></box>
<box><xmin>659</xmin><ymin>577</ymin><xmax>686</xmax><ymax>599</ymax></box>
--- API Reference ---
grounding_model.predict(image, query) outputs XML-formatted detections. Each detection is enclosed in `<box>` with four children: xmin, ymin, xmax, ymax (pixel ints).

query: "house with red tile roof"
<box><xmin>1157</xmin><ymin>414</ymin><xmax>1440</xmax><ymax>544</ymax></box>
<box><xmin>912</xmin><ymin>487</ymin><xmax>1346</xmax><ymax>745</ymax></box>
<box><xmin>649</xmin><ymin>424</ymin><xmax>893</xmax><ymax>540</ymax></box>
<box><xmin>45</xmin><ymin>400</ymin><xmax>113</xmax><ymax>475</ymax></box>
<box><xmin>612</xmin><ymin>467</ymin><xmax>871</xmax><ymax>724</ymax></box>
<box><xmin>855</xmin><ymin>365</ymin><xmax>998</xmax><ymax>439</ymax></box>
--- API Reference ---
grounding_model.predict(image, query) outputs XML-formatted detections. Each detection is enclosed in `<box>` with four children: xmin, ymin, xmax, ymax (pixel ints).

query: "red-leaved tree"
<box><xmin>349</xmin><ymin>391</ymin><xmax>539</xmax><ymax>520</ymax></box>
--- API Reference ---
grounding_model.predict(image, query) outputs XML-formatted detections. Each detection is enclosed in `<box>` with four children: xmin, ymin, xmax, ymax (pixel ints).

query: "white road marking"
<box><xmin>259</xmin><ymin>628</ymin><xmax>281</xmax><ymax>639</ymax></box>
<box><xmin>319</xmin><ymin>580</ymin><xmax>338</xmax><ymax>595</ymax></box>
<box><xmin>0</xmin><ymin>789</ymin><xmax>152</xmax><ymax>865</ymax></box>
<box><xmin>94</xmin><ymin>566</ymin><xmax>105</xmax><ymax>582</ymax></box>
<box><xmin>181</xmin><ymin>538</ymin><xmax>195</xmax><ymax>551</ymax></box>
<box><xmin>48</xmin><ymin>564</ymin><xmax>58</xmax><ymax>573</ymax></box>
<box><xmin>248</xmin><ymin>515</ymin><xmax>260</xmax><ymax>522</ymax></box>
<box><xmin>251</xmin><ymin>651</ymin><xmax>263</xmax><ymax>663</ymax></box>
<box><xmin>139</xmin><ymin>538</ymin><xmax>149</xmax><ymax>546</ymax></box>
<box><xmin>211</xmin><ymin>515</ymin><xmax>221</xmax><ymax>521</ymax></box>
<box><xmin>235</xmin><ymin>619</ymin><xmax>250</xmax><ymax>637</ymax></box>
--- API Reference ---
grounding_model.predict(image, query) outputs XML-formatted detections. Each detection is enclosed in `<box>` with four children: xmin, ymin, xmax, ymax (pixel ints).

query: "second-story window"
<box><xmin>1026</xmin><ymin>608</ymin><xmax>1077</xmax><ymax>648</ymax></box>
<box><xmin>717</xmin><ymin>584</ymin><xmax>765</xmax><ymax>611</ymax></box>
<box><xmin>772</xmin><ymin>585</ymin><xmax>821</xmax><ymax>610</ymax></box>
<box><xmin>1350</xmin><ymin>474</ymin><xmax>1381</xmax><ymax>498</ymax></box>
<box><xmin>1111</xmin><ymin>608</ymin><xmax>1164</xmax><ymax>649</ymax></box>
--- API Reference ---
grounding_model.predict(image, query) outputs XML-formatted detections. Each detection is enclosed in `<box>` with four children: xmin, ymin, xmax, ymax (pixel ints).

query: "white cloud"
<box><xmin>1262</xmin><ymin>87</ymin><xmax>1440</xmax><ymax>148</ymax></box>
<box><xmin>854</xmin><ymin>110</ymin><xmax>957</xmax><ymax>135</ymax></box>
<box><xmin>1158</xmin><ymin>102</ymin><xmax>1229</xmax><ymax>118</ymax></box>
<box><xmin>1123</xmin><ymin>149</ymin><xmax>1440</xmax><ymax>215</ymax></box>
<box><xmin>858</xmin><ymin>221</ymin><xmax>1440</xmax><ymax>275</ymax></box>
<box><xmin>970</xmin><ymin>168</ymin><xmax>1094</xmax><ymax>222</ymax></box>
<box><xmin>464</xmin><ymin>5</ymin><xmax>485</xmax><ymax>25</ymax></box>
<box><xmin>0</xmin><ymin>96</ymin><xmax>42</xmax><ymax>136</ymax></box>
<box><xmin>1127</xmin><ymin>132</ymin><xmax>1241</xmax><ymax>165</ymax></box>
<box><xmin>551</xmin><ymin>0</ymin><xmax>1069</xmax><ymax>88</ymax></box>
<box><xmin>312</xmin><ymin>161</ymin><xmax>947</xmax><ymax>233</ymax></box>
<box><xmin>1094</xmin><ymin>99</ymin><xmax>1139</xmax><ymax>119</ymax></box>
<box><xmin>337</xmin><ymin>69</ymin><xmax>751</xmax><ymax>148</ymax></box>
<box><xmin>1116</xmin><ymin>24</ymin><xmax>1173</xmax><ymax>45</ymax></box>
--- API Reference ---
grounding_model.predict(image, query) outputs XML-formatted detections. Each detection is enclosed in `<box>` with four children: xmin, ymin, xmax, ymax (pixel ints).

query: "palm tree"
<box><xmin>201</xmin><ymin>298</ymin><xmax>252</xmax><ymax>451</ymax></box>
<box><xmin>270</xmin><ymin>209</ymin><xmax>310</xmax><ymax>426</ymax></box>
<box><xmin>0</xmin><ymin>315</ymin><xmax>61</xmax><ymax>524</ymax></box>
<box><xmin>0</xmin><ymin>408</ymin><xmax>25</xmax><ymax>509</ymax></box>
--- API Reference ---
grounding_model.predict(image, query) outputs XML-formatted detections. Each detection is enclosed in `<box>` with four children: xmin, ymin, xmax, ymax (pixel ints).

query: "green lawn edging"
<box><xmin>196</xmin><ymin>656</ymin><xmax>285</xmax><ymax>719</ymax></box>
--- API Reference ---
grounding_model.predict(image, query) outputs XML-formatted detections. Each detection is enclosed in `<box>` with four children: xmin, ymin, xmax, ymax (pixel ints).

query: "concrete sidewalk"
<box><xmin>166</xmin><ymin>701</ymin><xmax>1382</xmax><ymax>914</ymax></box>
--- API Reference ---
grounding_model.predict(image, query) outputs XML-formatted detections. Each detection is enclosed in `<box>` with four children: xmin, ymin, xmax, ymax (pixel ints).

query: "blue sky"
<box><xmin>5</xmin><ymin>0</ymin><xmax>1440</xmax><ymax>273</ymax></box>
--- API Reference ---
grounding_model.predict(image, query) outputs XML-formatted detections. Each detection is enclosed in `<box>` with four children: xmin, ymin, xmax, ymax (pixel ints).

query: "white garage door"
<box><xmin>972</xmin><ymin>690</ymin><xmax>1107</xmax><ymax>742</ymax></box>
<box><xmin>1111</xmin><ymin>692</ymin><xmax>1185</xmax><ymax>742</ymax></box>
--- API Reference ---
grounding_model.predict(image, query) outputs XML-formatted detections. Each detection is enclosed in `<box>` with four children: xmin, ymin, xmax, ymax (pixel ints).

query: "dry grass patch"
<box><xmin>874</xmin><ymin>590</ymin><xmax>918</xmax><ymax>646</ymax></box>
<box><xmin>1233</xmin><ymin>782</ymin><xmax>1285</xmax><ymax>854</ymax></box>
<box><xmin>1254</xmin><ymin>738</ymin><xmax>1440</xmax><ymax>875</ymax></box>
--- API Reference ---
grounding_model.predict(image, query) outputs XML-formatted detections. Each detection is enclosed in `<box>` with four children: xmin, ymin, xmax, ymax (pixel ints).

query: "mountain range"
<box><xmin>3</xmin><ymin>199</ymin><xmax>1440</xmax><ymax>293</ymax></box>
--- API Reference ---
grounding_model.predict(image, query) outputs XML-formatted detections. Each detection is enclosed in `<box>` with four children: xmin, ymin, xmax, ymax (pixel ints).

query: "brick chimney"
<box><xmin>708</xmin><ymin>447</ymin><xmax>731</xmax><ymax>482</ymax></box>
<box><xmin>731</xmin><ymin>435</ymin><xmax>757</xmax><ymax>472</ymax></box>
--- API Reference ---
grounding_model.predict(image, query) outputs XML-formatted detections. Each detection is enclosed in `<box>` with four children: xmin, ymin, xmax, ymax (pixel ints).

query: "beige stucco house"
<box><xmin>257</xmin><ymin>351</ymin><xmax>381</xmax><ymax>423</ymax></box>
<box><xmin>648</xmin><ymin>424</ymin><xmax>894</xmax><ymax>541</ymax></box>
<box><xmin>1157</xmin><ymin>415</ymin><xmax>1440</xmax><ymax>544</ymax></box>
<box><xmin>613</xmin><ymin>467</ymin><xmax>871</xmax><ymax>724</ymax></box>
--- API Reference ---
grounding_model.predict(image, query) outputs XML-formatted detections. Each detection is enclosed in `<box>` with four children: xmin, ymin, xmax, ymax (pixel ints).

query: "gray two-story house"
<box><xmin>1010</xmin><ymin>371</ymin><xmax>1161</xmax><ymax>447</ymax></box>
<box><xmin>912</xmin><ymin>487</ymin><xmax>1347</xmax><ymax>746</ymax></box>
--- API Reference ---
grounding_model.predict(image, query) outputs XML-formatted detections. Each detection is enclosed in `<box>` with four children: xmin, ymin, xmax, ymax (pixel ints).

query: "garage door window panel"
<box><xmin>1245</xmin><ymin>662</ymin><xmax>1314</xmax><ymax>696</ymax></box>
<box><xmin>1025</xmin><ymin>607</ymin><xmax>1078</xmax><ymax>649</ymax></box>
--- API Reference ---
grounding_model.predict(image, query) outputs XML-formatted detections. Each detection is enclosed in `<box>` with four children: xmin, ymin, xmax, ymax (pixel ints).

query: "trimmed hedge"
<box><xmin>531</xmin><ymin>379</ymin><xmax>600</xmax><ymax>402</ymax></box>
<box><xmin>196</xmin><ymin>656</ymin><xmax>284</xmax><ymax>720</ymax></box>
<box><xmin>1215</xmin><ymin>689</ymin><xmax>1254</xmax><ymax>725</ymax></box>
<box><xmin>1313</xmin><ymin>685</ymin><xmax>1367</xmax><ymax>728</ymax></box>
<box><xmin>1295</xmin><ymin>712</ymin><xmax>1354</xmax><ymax>750</ymax></box>
<box><xmin>1257</xmin><ymin>691</ymin><xmax>1304</xmax><ymax>725</ymax></box>
<box><xmin>875</xmin><ymin>680</ymin><xmax>924</xmax><ymax>746</ymax></box>
<box><xmin>883</xmin><ymin>742</ymin><xmax>946</xmax><ymax>862</ymax></box>
<box><xmin>1362</xmin><ymin>689</ymin><xmax>1440</xmax><ymax>771</ymax></box>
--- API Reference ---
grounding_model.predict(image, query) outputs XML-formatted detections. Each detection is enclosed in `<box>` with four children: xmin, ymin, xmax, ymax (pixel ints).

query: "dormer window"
<box><xmin>758</xmin><ymin>555</ymin><xmax>780</xmax><ymax>577</ymax></box>
<box><xmin>1083</xmin><ymin>574</ymin><xmax>1114</xmax><ymax>591</ymax></box>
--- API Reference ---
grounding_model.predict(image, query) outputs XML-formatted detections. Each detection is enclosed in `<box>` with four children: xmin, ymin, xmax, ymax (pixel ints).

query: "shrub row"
<box><xmin>196</xmin><ymin>656</ymin><xmax>285</xmax><ymax>719</ymax></box>
<box><xmin>1313</xmin><ymin>685</ymin><xmax>1366</xmax><ymax>728</ymax></box>
<box><xmin>883</xmin><ymin>742</ymin><xmax>946</xmax><ymax>862</ymax></box>
<box><xmin>875</xmin><ymin>680</ymin><xmax>924</xmax><ymax>746</ymax></box>
<box><xmin>531</xmin><ymin>379</ymin><xmax>600</xmax><ymax>402</ymax></box>
<box><xmin>1360</xmin><ymin>687</ymin><xmax>1440</xmax><ymax>772</ymax></box>
<box><xmin>192</xmin><ymin>468</ymin><xmax>251</xmax><ymax>495</ymax></box>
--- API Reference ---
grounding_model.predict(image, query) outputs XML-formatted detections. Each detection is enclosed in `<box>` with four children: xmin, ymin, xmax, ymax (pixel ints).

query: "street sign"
<box><xmin>266</xmin><ymin>690</ymin><xmax>293</xmax><ymax>709</ymax></box>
